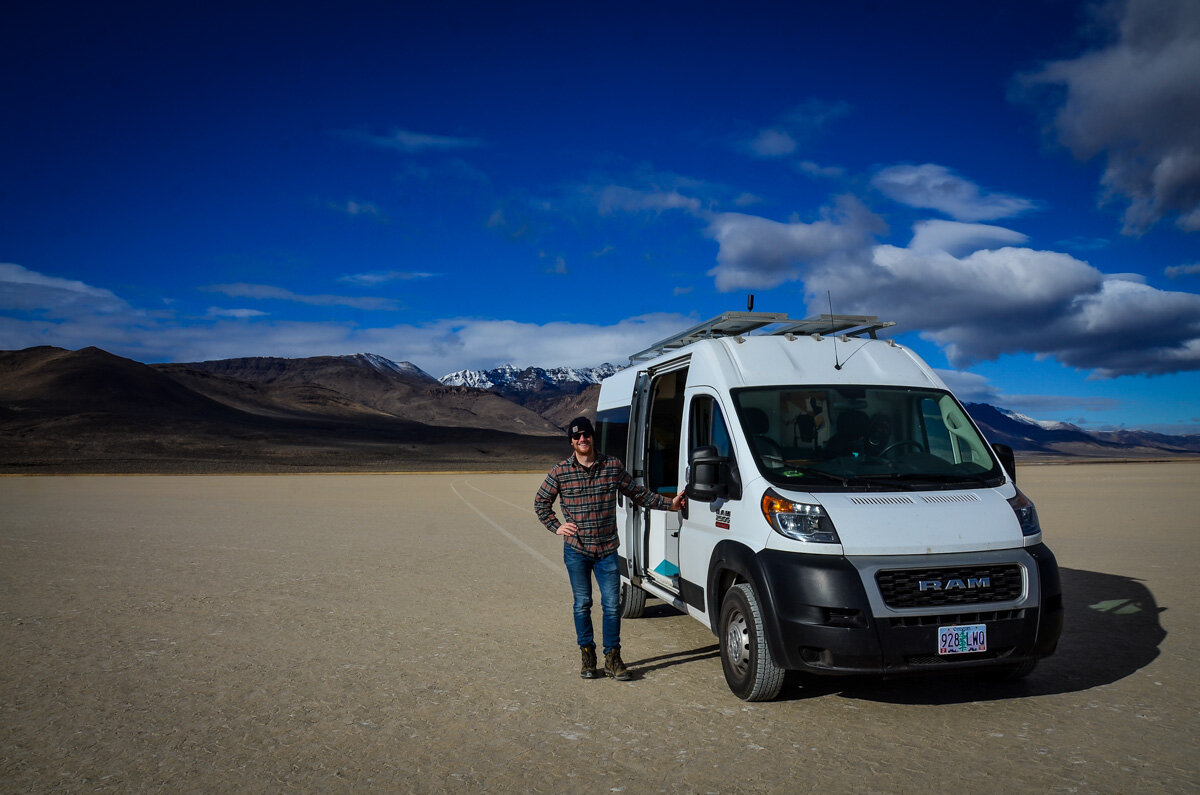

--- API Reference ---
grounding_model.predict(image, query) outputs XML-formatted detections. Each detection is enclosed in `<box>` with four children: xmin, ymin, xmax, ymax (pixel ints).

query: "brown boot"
<box><xmin>604</xmin><ymin>649</ymin><xmax>631</xmax><ymax>681</ymax></box>
<box><xmin>580</xmin><ymin>645</ymin><xmax>599</xmax><ymax>679</ymax></box>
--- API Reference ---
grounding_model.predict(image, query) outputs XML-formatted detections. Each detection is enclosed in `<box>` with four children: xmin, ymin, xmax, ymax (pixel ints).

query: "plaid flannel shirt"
<box><xmin>535</xmin><ymin>453</ymin><xmax>672</xmax><ymax>559</ymax></box>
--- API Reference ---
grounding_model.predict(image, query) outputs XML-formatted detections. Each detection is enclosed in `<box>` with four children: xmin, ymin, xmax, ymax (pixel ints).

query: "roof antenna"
<box><xmin>747</xmin><ymin>294</ymin><xmax>754</xmax><ymax>312</ymax></box>
<box><xmin>828</xmin><ymin>290</ymin><xmax>842</xmax><ymax>370</ymax></box>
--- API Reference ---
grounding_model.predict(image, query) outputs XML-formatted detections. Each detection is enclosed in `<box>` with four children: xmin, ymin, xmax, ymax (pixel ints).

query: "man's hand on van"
<box><xmin>671</xmin><ymin>491</ymin><xmax>686</xmax><ymax>512</ymax></box>
<box><xmin>557</xmin><ymin>522</ymin><xmax>579</xmax><ymax>537</ymax></box>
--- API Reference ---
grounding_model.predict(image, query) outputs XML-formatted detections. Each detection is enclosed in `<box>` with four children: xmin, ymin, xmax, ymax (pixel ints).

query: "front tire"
<box><xmin>619</xmin><ymin>580</ymin><xmax>647</xmax><ymax>618</ymax></box>
<box><xmin>719</xmin><ymin>583</ymin><xmax>784</xmax><ymax>701</ymax></box>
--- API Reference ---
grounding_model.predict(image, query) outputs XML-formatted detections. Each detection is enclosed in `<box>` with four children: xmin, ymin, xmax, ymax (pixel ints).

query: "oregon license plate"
<box><xmin>938</xmin><ymin>624</ymin><xmax>987</xmax><ymax>655</ymax></box>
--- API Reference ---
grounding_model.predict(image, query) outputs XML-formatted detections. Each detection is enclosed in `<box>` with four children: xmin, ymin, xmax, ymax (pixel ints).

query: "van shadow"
<box><xmin>628</xmin><ymin>644</ymin><xmax>721</xmax><ymax>679</ymax></box>
<box><xmin>782</xmin><ymin>567</ymin><xmax>1167</xmax><ymax>705</ymax></box>
<box><xmin>638</xmin><ymin>603</ymin><xmax>686</xmax><ymax>620</ymax></box>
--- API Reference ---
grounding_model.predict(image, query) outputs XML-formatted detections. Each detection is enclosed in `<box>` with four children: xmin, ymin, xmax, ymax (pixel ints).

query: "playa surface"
<box><xmin>2</xmin><ymin>463</ymin><xmax>1197</xmax><ymax>792</ymax></box>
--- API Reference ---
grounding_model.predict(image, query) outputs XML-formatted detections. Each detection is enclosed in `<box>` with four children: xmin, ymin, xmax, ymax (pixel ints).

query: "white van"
<box><xmin>595</xmin><ymin>312</ymin><xmax>1063</xmax><ymax>700</ymax></box>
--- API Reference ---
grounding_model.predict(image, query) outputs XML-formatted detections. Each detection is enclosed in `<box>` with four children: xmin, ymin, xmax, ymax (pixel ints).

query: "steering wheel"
<box><xmin>879</xmin><ymin>440</ymin><xmax>926</xmax><ymax>457</ymax></box>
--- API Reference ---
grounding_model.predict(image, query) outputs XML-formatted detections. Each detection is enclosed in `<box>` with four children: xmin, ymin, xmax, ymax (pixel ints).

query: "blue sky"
<box><xmin>2</xmin><ymin>0</ymin><xmax>1199</xmax><ymax>433</ymax></box>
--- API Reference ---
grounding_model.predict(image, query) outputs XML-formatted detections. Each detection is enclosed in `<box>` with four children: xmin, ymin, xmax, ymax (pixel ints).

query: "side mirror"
<box><xmin>687</xmin><ymin>445</ymin><xmax>740</xmax><ymax>502</ymax></box>
<box><xmin>993</xmin><ymin>443</ymin><xmax>1016</xmax><ymax>484</ymax></box>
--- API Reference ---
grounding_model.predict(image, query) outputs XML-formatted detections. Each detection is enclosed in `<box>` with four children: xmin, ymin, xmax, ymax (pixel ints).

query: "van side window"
<box><xmin>646</xmin><ymin>368</ymin><xmax>687</xmax><ymax>494</ymax></box>
<box><xmin>596</xmin><ymin>407</ymin><xmax>630</xmax><ymax>461</ymax></box>
<box><xmin>689</xmin><ymin>395</ymin><xmax>734</xmax><ymax>459</ymax></box>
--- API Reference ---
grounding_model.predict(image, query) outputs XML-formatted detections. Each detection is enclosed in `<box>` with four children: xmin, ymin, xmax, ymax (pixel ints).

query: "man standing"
<box><xmin>535</xmin><ymin>416</ymin><xmax>684</xmax><ymax>681</ymax></box>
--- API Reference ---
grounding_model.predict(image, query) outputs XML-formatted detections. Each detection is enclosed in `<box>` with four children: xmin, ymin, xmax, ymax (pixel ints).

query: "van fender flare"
<box><xmin>706</xmin><ymin>541</ymin><xmax>788</xmax><ymax>668</ymax></box>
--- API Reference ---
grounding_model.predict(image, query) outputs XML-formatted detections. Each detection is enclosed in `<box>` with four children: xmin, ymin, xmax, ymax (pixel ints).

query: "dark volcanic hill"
<box><xmin>0</xmin><ymin>347</ymin><xmax>563</xmax><ymax>473</ymax></box>
<box><xmin>160</xmin><ymin>353</ymin><xmax>562</xmax><ymax>436</ymax></box>
<box><xmin>0</xmin><ymin>346</ymin><xmax>243</xmax><ymax>423</ymax></box>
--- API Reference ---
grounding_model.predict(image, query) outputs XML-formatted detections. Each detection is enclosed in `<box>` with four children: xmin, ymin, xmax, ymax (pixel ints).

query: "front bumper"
<box><xmin>756</xmin><ymin>544</ymin><xmax>1063</xmax><ymax>675</ymax></box>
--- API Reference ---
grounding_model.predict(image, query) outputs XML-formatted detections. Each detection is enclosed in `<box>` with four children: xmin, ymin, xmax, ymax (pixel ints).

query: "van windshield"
<box><xmin>730</xmin><ymin>385</ymin><xmax>1004</xmax><ymax>490</ymax></box>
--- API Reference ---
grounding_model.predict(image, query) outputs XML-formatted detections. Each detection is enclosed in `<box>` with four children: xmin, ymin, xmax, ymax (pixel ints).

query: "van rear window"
<box><xmin>596</xmin><ymin>407</ymin><xmax>630</xmax><ymax>462</ymax></box>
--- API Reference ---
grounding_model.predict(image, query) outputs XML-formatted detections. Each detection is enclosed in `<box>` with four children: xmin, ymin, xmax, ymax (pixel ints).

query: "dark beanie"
<box><xmin>567</xmin><ymin>416</ymin><xmax>595</xmax><ymax>438</ymax></box>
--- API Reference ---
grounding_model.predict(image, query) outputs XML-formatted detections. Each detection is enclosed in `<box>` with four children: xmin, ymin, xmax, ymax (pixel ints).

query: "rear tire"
<box><xmin>719</xmin><ymin>583</ymin><xmax>785</xmax><ymax>701</ymax></box>
<box><xmin>619</xmin><ymin>580</ymin><xmax>647</xmax><ymax>618</ymax></box>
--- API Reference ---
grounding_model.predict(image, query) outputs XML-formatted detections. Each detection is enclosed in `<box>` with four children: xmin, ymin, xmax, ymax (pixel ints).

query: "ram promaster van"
<box><xmin>596</xmin><ymin>312</ymin><xmax>1063</xmax><ymax>701</ymax></box>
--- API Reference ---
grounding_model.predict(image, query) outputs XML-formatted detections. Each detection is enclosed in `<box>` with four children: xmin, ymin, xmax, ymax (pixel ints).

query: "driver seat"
<box><xmin>743</xmin><ymin>407</ymin><xmax>785</xmax><ymax>465</ymax></box>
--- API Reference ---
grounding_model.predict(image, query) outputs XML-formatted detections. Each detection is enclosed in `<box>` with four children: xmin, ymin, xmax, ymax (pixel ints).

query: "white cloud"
<box><xmin>908</xmin><ymin>220</ymin><xmax>1029</xmax><ymax>256</ymax></box>
<box><xmin>204</xmin><ymin>283</ymin><xmax>399</xmax><ymax>311</ymax></box>
<box><xmin>328</xmin><ymin>199</ymin><xmax>386</xmax><ymax>219</ymax></box>
<box><xmin>935</xmin><ymin>369</ymin><xmax>1004</xmax><ymax>404</ymax></box>
<box><xmin>699</xmin><ymin>189</ymin><xmax>1200</xmax><ymax>377</ymax></box>
<box><xmin>704</xmin><ymin>196</ymin><xmax>886</xmax><ymax>292</ymax></box>
<box><xmin>343</xmin><ymin>127</ymin><xmax>486</xmax><ymax>153</ymax></box>
<box><xmin>540</xmin><ymin>252</ymin><xmax>568</xmax><ymax>275</ymax></box>
<box><xmin>594</xmin><ymin>185</ymin><xmax>703</xmax><ymax>215</ymax></box>
<box><xmin>376</xmin><ymin>314</ymin><xmax>691</xmax><ymax>373</ymax></box>
<box><xmin>795</xmin><ymin>160</ymin><xmax>845</xmax><ymax>179</ymax></box>
<box><xmin>1018</xmin><ymin>0</ymin><xmax>1200</xmax><ymax>233</ymax></box>
<box><xmin>742</xmin><ymin>100</ymin><xmax>852</xmax><ymax>159</ymax></box>
<box><xmin>872</xmin><ymin>164</ymin><xmax>1038</xmax><ymax>221</ymax></box>
<box><xmin>140</xmin><ymin>314</ymin><xmax>694</xmax><ymax>374</ymax></box>
<box><xmin>338</xmin><ymin>271</ymin><xmax>437</xmax><ymax>286</ymax></box>
<box><xmin>0</xmin><ymin>264</ymin><xmax>693</xmax><ymax>375</ymax></box>
<box><xmin>747</xmin><ymin>128</ymin><xmax>797</xmax><ymax>158</ymax></box>
<box><xmin>802</xmin><ymin>240</ymin><xmax>1200</xmax><ymax>377</ymax></box>
<box><xmin>0</xmin><ymin>262</ymin><xmax>128</xmax><ymax>317</ymax></box>
<box><xmin>1166</xmin><ymin>262</ymin><xmax>1200</xmax><ymax>278</ymax></box>
<box><xmin>206</xmin><ymin>307</ymin><xmax>268</xmax><ymax>319</ymax></box>
<box><xmin>0</xmin><ymin>265</ymin><xmax>161</xmax><ymax>355</ymax></box>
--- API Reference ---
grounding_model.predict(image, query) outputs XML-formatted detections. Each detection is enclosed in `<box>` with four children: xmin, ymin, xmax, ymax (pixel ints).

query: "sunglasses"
<box><xmin>570</xmin><ymin>431</ymin><xmax>593</xmax><ymax>440</ymax></box>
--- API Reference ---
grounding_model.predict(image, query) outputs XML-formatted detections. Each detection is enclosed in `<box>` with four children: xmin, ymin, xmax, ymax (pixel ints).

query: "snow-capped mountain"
<box><xmin>439</xmin><ymin>363</ymin><xmax>623</xmax><ymax>393</ymax></box>
<box><xmin>341</xmin><ymin>353</ymin><xmax>436</xmax><ymax>382</ymax></box>
<box><xmin>966</xmin><ymin>403</ymin><xmax>1200</xmax><ymax>456</ymax></box>
<box><xmin>992</xmin><ymin>406</ymin><xmax>1084</xmax><ymax>433</ymax></box>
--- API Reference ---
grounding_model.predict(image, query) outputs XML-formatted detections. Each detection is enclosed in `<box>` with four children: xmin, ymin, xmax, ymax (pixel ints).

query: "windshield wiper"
<box><xmin>865</xmin><ymin>472</ymin><xmax>998</xmax><ymax>489</ymax></box>
<box><xmin>930</xmin><ymin>473</ymin><xmax>1000</xmax><ymax>487</ymax></box>
<box><xmin>789</xmin><ymin>468</ymin><xmax>909</xmax><ymax>491</ymax></box>
<box><xmin>785</xmin><ymin>467</ymin><xmax>853</xmax><ymax>486</ymax></box>
<box><xmin>844</xmin><ymin>473</ymin><xmax>920</xmax><ymax>491</ymax></box>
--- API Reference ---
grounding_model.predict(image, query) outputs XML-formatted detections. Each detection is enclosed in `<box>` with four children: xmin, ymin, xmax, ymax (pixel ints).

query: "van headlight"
<box><xmin>1007</xmin><ymin>489</ymin><xmax>1041</xmax><ymax>537</ymax></box>
<box><xmin>761</xmin><ymin>490</ymin><xmax>840</xmax><ymax>543</ymax></box>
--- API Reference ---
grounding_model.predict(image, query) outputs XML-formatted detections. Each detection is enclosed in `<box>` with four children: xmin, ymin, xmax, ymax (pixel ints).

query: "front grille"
<box><xmin>876</xmin><ymin>564</ymin><xmax>1023</xmax><ymax>608</ymax></box>
<box><xmin>888</xmin><ymin>608</ymin><xmax>1026</xmax><ymax>628</ymax></box>
<box><xmin>906</xmin><ymin>648</ymin><xmax>1011</xmax><ymax>666</ymax></box>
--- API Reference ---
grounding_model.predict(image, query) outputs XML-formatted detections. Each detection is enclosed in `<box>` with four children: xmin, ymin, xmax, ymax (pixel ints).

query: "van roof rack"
<box><xmin>629</xmin><ymin>311</ymin><xmax>895</xmax><ymax>363</ymax></box>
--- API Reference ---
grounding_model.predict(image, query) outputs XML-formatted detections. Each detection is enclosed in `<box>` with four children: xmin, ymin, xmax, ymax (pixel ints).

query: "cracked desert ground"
<box><xmin>2</xmin><ymin>462</ymin><xmax>1197</xmax><ymax>792</ymax></box>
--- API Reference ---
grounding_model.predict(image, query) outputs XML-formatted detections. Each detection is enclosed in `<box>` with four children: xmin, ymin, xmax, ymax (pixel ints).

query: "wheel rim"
<box><xmin>725</xmin><ymin>608</ymin><xmax>751</xmax><ymax>677</ymax></box>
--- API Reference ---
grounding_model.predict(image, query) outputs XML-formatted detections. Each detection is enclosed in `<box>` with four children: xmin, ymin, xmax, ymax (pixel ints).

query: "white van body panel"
<box><xmin>812</xmin><ymin>488</ymin><xmax>1023</xmax><ymax>555</ymax></box>
<box><xmin>704</xmin><ymin>335</ymin><xmax>944</xmax><ymax>391</ymax></box>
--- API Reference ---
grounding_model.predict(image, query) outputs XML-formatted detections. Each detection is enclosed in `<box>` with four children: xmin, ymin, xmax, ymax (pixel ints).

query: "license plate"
<box><xmin>938</xmin><ymin>623</ymin><xmax>987</xmax><ymax>655</ymax></box>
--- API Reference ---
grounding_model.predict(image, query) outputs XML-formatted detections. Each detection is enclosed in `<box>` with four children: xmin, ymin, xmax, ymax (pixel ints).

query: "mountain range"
<box><xmin>964</xmin><ymin>403</ymin><xmax>1200</xmax><ymax>458</ymax></box>
<box><xmin>0</xmin><ymin>347</ymin><xmax>565</xmax><ymax>473</ymax></box>
<box><xmin>1</xmin><ymin>345</ymin><xmax>1196</xmax><ymax>473</ymax></box>
<box><xmin>439</xmin><ymin>363</ymin><xmax>620</xmax><ymax>428</ymax></box>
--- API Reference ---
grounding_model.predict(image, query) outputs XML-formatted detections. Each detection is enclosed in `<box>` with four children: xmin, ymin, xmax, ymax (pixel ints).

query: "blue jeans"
<box><xmin>563</xmin><ymin>545</ymin><xmax>621</xmax><ymax>653</ymax></box>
